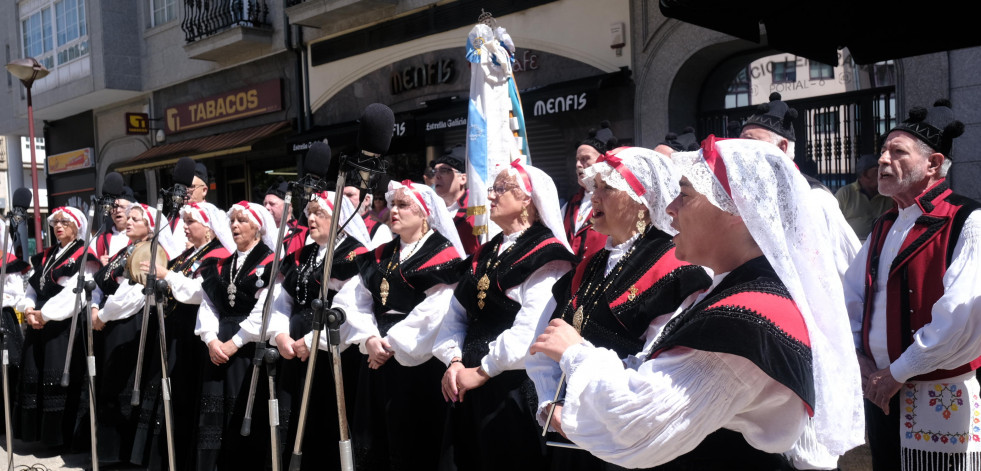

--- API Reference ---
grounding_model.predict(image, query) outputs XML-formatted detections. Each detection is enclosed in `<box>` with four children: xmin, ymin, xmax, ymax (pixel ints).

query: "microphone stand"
<box><xmin>289</xmin><ymin>160</ymin><xmax>359</xmax><ymax>471</ymax></box>
<box><xmin>60</xmin><ymin>196</ymin><xmax>106</xmax><ymax>471</ymax></box>
<box><xmin>130</xmin><ymin>196</ymin><xmax>177</xmax><ymax>471</ymax></box>
<box><xmin>239</xmin><ymin>190</ymin><xmax>295</xmax><ymax>471</ymax></box>
<box><xmin>1</xmin><ymin>215</ymin><xmax>17</xmax><ymax>471</ymax></box>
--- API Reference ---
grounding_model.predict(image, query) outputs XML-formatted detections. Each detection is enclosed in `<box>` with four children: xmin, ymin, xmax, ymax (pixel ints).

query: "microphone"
<box><xmin>348</xmin><ymin>103</ymin><xmax>394</xmax><ymax>191</ymax></box>
<box><xmin>294</xmin><ymin>141</ymin><xmax>332</xmax><ymax>200</ymax></box>
<box><xmin>8</xmin><ymin>187</ymin><xmax>33</xmax><ymax>228</ymax></box>
<box><xmin>100</xmin><ymin>172</ymin><xmax>124</xmax><ymax>216</ymax></box>
<box><xmin>163</xmin><ymin>157</ymin><xmax>196</xmax><ymax>214</ymax></box>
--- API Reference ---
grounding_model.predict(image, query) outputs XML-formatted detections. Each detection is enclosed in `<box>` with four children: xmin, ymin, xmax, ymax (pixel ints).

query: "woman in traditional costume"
<box><xmin>15</xmin><ymin>206</ymin><xmax>100</xmax><ymax>450</ymax></box>
<box><xmin>435</xmin><ymin>160</ymin><xmax>576</xmax><ymax>470</ymax></box>
<box><xmin>268</xmin><ymin>190</ymin><xmax>372</xmax><ymax>470</ymax></box>
<box><xmin>194</xmin><ymin>201</ymin><xmax>279</xmax><ymax>470</ymax></box>
<box><xmin>332</xmin><ymin>181</ymin><xmax>463</xmax><ymax>470</ymax></box>
<box><xmin>91</xmin><ymin>203</ymin><xmax>167</xmax><ymax>466</ymax></box>
<box><xmin>137</xmin><ymin>201</ymin><xmax>233</xmax><ymax>469</ymax></box>
<box><xmin>528</xmin><ymin>147</ymin><xmax>712</xmax><ymax>470</ymax></box>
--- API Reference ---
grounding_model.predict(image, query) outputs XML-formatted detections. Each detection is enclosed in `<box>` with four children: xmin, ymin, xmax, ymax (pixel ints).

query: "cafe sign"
<box><xmin>47</xmin><ymin>147</ymin><xmax>94</xmax><ymax>174</ymax></box>
<box><xmin>165</xmin><ymin>79</ymin><xmax>282</xmax><ymax>134</ymax></box>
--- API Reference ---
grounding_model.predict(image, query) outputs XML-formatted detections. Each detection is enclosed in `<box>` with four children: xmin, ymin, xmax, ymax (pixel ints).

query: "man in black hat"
<box><xmin>653</xmin><ymin>126</ymin><xmax>699</xmax><ymax>157</ymax></box>
<box><xmin>92</xmin><ymin>185</ymin><xmax>139</xmax><ymax>264</ymax></box>
<box><xmin>835</xmin><ymin>154</ymin><xmax>895</xmax><ymax>241</ymax></box>
<box><xmin>189</xmin><ymin>163</ymin><xmax>209</xmax><ymax>204</ymax></box>
<box><xmin>563</xmin><ymin>122</ymin><xmax>617</xmax><ymax>265</ymax></box>
<box><xmin>432</xmin><ymin>144</ymin><xmax>479</xmax><ymax>255</ymax></box>
<box><xmin>740</xmin><ymin>92</ymin><xmax>860</xmax><ymax>279</ymax></box>
<box><xmin>264</xmin><ymin>181</ymin><xmax>308</xmax><ymax>257</ymax></box>
<box><xmin>845</xmin><ymin>99</ymin><xmax>981</xmax><ymax>471</ymax></box>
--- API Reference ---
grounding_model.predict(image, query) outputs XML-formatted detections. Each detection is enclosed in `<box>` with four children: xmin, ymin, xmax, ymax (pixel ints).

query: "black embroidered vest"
<box><xmin>28</xmin><ymin>240</ymin><xmax>88</xmax><ymax>309</ymax></box>
<box><xmin>552</xmin><ymin>229</ymin><xmax>711</xmax><ymax>357</ymax></box>
<box><xmin>163</xmin><ymin>239</ymin><xmax>228</xmax><ymax>315</ymax></box>
<box><xmin>200</xmin><ymin>244</ymin><xmax>275</xmax><ymax>318</ymax></box>
<box><xmin>455</xmin><ymin>223</ymin><xmax>575</xmax><ymax>367</ymax></box>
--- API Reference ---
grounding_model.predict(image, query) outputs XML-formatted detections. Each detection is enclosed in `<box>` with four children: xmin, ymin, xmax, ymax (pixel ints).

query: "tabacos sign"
<box><xmin>165</xmin><ymin>79</ymin><xmax>282</xmax><ymax>134</ymax></box>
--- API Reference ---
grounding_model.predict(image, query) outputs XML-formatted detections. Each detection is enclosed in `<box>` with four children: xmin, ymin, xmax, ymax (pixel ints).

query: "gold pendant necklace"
<box><xmin>381</xmin><ymin>233</ymin><xmax>427</xmax><ymax>306</ymax></box>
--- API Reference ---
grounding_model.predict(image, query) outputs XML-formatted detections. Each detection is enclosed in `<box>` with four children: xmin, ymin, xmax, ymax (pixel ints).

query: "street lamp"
<box><xmin>6</xmin><ymin>57</ymin><xmax>50</xmax><ymax>254</ymax></box>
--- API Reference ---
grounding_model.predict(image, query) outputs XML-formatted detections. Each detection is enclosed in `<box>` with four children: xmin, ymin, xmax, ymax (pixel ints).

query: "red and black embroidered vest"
<box><xmin>200</xmin><ymin>244</ymin><xmax>275</xmax><ymax>318</ymax></box>
<box><xmin>28</xmin><ymin>240</ymin><xmax>97</xmax><ymax>309</ymax></box>
<box><xmin>283</xmin><ymin>220</ymin><xmax>309</xmax><ymax>258</ymax></box>
<box><xmin>552</xmin><ymin>229</ymin><xmax>711</xmax><ymax>357</ymax></box>
<box><xmin>455</xmin><ymin>223</ymin><xmax>576</xmax><ymax>367</ymax></box>
<box><xmin>453</xmin><ymin>190</ymin><xmax>480</xmax><ymax>255</ymax></box>
<box><xmin>861</xmin><ymin>179</ymin><xmax>981</xmax><ymax>381</ymax></box>
<box><xmin>648</xmin><ymin>256</ymin><xmax>815</xmax><ymax>416</ymax></box>
<box><xmin>562</xmin><ymin>188</ymin><xmax>607</xmax><ymax>266</ymax></box>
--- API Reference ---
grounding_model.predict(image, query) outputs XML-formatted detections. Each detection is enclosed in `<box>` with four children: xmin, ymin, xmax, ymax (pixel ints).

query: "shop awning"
<box><xmin>114</xmin><ymin>121</ymin><xmax>291</xmax><ymax>173</ymax></box>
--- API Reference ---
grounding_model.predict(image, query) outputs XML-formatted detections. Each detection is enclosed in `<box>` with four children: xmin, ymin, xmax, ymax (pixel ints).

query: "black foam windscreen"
<box><xmin>357</xmin><ymin>103</ymin><xmax>395</xmax><ymax>156</ymax></box>
<box><xmin>173</xmin><ymin>157</ymin><xmax>196</xmax><ymax>187</ymax></box>
<box><xmin>12</xmin><ymin>187</ymin><xmax>32</xmax><ymax>209</ymax></box>
<box><xmin>305</xmin><ymin>141</ymin><xmax>332</xmax><ymax>179</ymax></box>
<box><xmin>103</xmin><ymin>172</ymin><xmax>124</xmax><ymax>198</ymax></box>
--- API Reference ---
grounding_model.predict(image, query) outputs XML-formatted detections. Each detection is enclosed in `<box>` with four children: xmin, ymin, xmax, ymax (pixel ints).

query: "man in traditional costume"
<box><xmin>847</xmin><ymin>99</ymin><xmax>981</xmax><ymax>470</ymax></box>
<box><xmin>562</xmin><ymin>122</ymin><xmax>617</xmax><ymax>265</ymax></box>
<box><xmin>264</xmin><ymin>181</ymin><xmax>309</xmax><ymax>257</ymax></box>
<box><xmin>531</xmin><ymin>137</ymin><xmax>863</xmax><ymax>469</ymax></box>
<box><xmin>432</xmin><ymin>145</ymin><xmax>480</xmax><ymax>255</ymax></box>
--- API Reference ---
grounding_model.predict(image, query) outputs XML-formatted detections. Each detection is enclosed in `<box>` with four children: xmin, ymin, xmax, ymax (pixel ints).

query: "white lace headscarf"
<box><xmin>228</xmin><ymin>201</ymin><xmax>278</xmax><ymax>252</ymax></box>
<box><xmin>385</xmin><ymin>180</ymin><xmax>465</xmax><ymax>258</ymax></box>
<box><xmin>303</xmin><ymin>191</ymin><xmax>373</xmax><ymax>249</ymax></box>
<box><xmin>673</xmin><ymin>137</ymin><xmax>863</xmax><ymax>463</ymax></box>
<box><xmin>495</xmin><ymin>159</ymin><xmax>572</xmax><ymax>252</ymax></box>
<box><xmin>47</xmin><ymin>206</ymin><xmax>87</xmax><ymax>241</ymax></box>
<box><xmin>125</xmin><ymin>202</ymin><xmax>179</xmax><ymax>260</ymax></box>
<box><xmin>581</xmin><ymin>146</ymin><xmax>680</xmax><ymax>236</ymax></box>
<box><xmin>180</xmin><ymin>202</ymin><xmax>236</xmax><ymax>253</ymax></box>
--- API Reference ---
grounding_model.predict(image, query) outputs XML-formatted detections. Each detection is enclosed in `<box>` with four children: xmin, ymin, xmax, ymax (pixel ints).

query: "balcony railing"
<box><xmin>182</xmin><ymin>0</ymin><xmax>271</xmax><ymax>43</ymax></box>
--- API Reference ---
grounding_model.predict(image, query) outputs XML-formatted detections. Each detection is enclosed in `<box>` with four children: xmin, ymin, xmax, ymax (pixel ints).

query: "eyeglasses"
<box><xmin>435</xmin><ymin>166</ymin><xmax>460</xmax><ymax>177</ymax></box>
<box><xmin>190</xmin><ymin>184</ymin><xmax>208</xmax><ymax>191</ymax></box>
<box><xmin>487</xmin><ymin>184</ymin><xmax>516</xmax><ymax>195</ymax></box>
<box><xmin>50</xmin><ymin>219</ymin><xmax>74</xmax><ymax>227</ymax></box>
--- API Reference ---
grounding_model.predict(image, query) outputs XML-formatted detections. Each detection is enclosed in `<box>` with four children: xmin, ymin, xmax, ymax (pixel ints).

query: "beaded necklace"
<box><xmin>565</xmin><ymin>240</ymin><xmax>639</xmax><ymax>334</ymax></box>
<box><xmin>38</xmin><ymin>240</ymin><xmax>81</xmax><ymax>291</ymax></box>
<box><xmin>379</xmin><ymin>231</ymin><xmax>428</xmax><ymax>306</ymax></box>
<box><xmin>294</xmin><ymin>233</ymin><xmax>345</xmax><ymax>307</ymax></box>
<box><xmin>475</xmin><ymin>226</ymin><xmax>528</xmax><ymax>310</ymax></box>
<box><xmin>227</xmin><ymin>244</ymin><xmax>257</xmax><ymax>308</ymax></box>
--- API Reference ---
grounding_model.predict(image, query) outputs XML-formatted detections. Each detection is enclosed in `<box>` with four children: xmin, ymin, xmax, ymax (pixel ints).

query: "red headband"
<box><xmin>400</xmin><ymin>180</ymin><xmax>430</xmax><ymax>216</ymax></box>
<box><xmin>699</xmin><ymin>135</ymin><xmax>732</xmax><ymax>198</ymax></box>
<box><xmin>234</xmin><ymin>201</ymin><xmax>262</xmax><ymax>227</ymax></box>
<box><xmin>315</xmin><ymin>191</ymin><xmax>335</xmax><ymax>212</ymax></box>
<box><xmin>510</xmin><ymin>159</ymin><xmax>533</xmax><ymax>194</ymax></box>
<box><xmin>596</xmin><ymin>148</ymin><xmax>646</xmax><ymax>197</ymax></box>
<box><xmin>137</xmin><ymin>203</ymin><xmax>156</xmax><ymax>228</ymax></box>
<box><xmin>190</xmin><ymin>202</ymin><xmax>210</xmax><ymax>223</ymax></box>
<box><xmin>52</xmin><ymin>207</ymin><xmax>82</xmax><ymax>229</ymax></box>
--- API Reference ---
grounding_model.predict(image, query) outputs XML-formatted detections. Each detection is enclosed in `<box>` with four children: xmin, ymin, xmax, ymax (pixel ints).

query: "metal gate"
<box><xmin>697</xmin><ymin>86</ymin><xmax>895</xmax><ymax>192</ymax></box>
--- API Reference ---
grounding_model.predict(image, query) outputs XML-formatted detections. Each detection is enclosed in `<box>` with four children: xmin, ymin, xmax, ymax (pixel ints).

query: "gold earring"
<box><xmin>521</xmin><ymin>206</ymin><xmax>529</xmax><ymax>221</ymax></box>
<box><xmin>636</xmin><ymin>209</ymin><xmax>647</xmax><ymax>234</ymax></box>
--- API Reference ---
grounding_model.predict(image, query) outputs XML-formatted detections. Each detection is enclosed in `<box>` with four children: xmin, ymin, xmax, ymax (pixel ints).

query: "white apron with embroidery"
<box><xmin>901</xmin><ymin>371</ymin><xmax>981</xmax><ymax>470</ymax></box>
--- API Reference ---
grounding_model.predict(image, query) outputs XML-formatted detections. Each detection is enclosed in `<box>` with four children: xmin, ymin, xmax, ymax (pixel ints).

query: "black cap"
<box><xmin>194</xmin><ymin>163</ymin><xmax>208</xmax><ymax>182</ymax></box>
<box><xmin>120</xmin><ymin>186</ymin><xmax>137</xmax><ymax>203</ymax></box>
<box><xmin>659</xmin><ymin>126</ymin><xmax>699</xmax><ymax>152</ymax></box>
<box><xmin>580</xmin><ymin>120</ymin><xmax>618</xmax><ymax>154</ymax></box>
<box><xmin>889</xmin><ymin>99</ymin><xmax>964</xmax><ymax>157</ymax></box>
<box><xmin>743</xmin><ymin>92</ymin><xmax>798</xmax><ymax>141</ymax></box>
<box><xmin>434</xmin><ymin>144</ymin><xmax>466</xmax><ymax>173</ymax></box>
<box><xmin>265</xmin><ymin>181</ymin><xmax>289</xmax><ymax>200</ymax></box>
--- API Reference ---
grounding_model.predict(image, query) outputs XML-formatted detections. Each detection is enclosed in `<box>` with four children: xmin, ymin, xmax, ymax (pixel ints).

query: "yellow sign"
<box><xmin>47</xmin><ymin>147</ymin><xmax>94</xmax><ymax>174</ymax></box>
<box><xmin>164</xmin><ymin>79</ymin><xmax>282</xmax><ymax>134</ymax></box>
<box><xmin>126</xmin><ymin>112</ymin><xmax>150</xmax><ymax>135</ymax></box>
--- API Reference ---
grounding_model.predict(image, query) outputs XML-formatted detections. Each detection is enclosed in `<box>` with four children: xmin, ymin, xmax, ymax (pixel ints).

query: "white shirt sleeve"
<box><xmin>480</xmin><ymin>260</ymin><xmax>571</xmax><ymax>377</ymax></box>
<box><xmin>195</xmin><ymin>289</ymin><xmax>220</xmax><ymax>345</ymax></box>
<box><xmin>386</xmin><ymin>283</ymin><xmax>456</xmax><ymax>367</ymax></box>
<box><xmin>98</xmin><ymin>279</ymin><xmax>147</xmax><ymax>323</ymax></box>
<box><xmin>843</xmin><ymin>240</ymin><xmax>872</xmax><ymax>349</ymax></box>
<box><xmin>267</xmin><ymin>280</ymin><xmax>295</xmax><ymax>342</ymax></box>
<box><xmin>39</xmin><ymin>261</ymin><xmax>100</xmax><ymax>322</ymax></box>
<box><xmin>433</xmin><ymin>294</ymin><xmax>468</xmax><ymax>365</ymax></box>
<box><xmin>561</xmin><ymin>343</ymin><xmax>808</xmax><ymax>469</ymax></box>
<box><xmin>15</xmin><ymin>282</ymin><xmax>38</xmax><ymax>312</ymax></box>
<box><xmin>2</xmin><ymin>273</ymin><xmax>25</xmax><ymax>308</ymax></box>
<box><xmin>164</xmin><ymin>270</ymin><xmax>204</xmax><ymax>305</ymax></box>
<box><xmin>230</xmin><ymin>274</ymin><xmax>284</xmax><ymax>348</ymax></box>
<box><xmin>327</xmin><ymin>276</ymin><xmax>378</xmax><ymax>352</ymax></box>
<box><xmin>890</xmin><ymin>211</ymin><xmax>981</xmax><ymax>382</ymax></box>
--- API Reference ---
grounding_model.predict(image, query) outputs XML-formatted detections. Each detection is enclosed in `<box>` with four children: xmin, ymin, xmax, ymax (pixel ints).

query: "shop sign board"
<box><xmin>47</xmin><ymin>147</ymin><xmax>94</xmax><ymax>174</ymax></box>
<box><xmin>165</xmin><ymin>79</ymin><xmax>282</xmax><ymax>134</ymax></box>
<box><xmin>126</xmin><ymin>112</ymin><xmax>150</xmax><ymax>135</ymax></box>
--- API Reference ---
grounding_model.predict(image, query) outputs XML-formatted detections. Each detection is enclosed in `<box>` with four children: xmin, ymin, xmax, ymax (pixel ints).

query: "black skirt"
<box><xmin>15</xmin><ymin>315</ymin><xmax>89</xmax><ymax>450</ymax></box>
